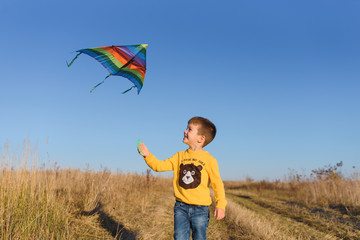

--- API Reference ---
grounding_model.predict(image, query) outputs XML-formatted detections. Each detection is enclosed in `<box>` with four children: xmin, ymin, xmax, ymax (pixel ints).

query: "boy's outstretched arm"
<box><xmin>138</xmin><ymin>142</ymin><xmax>175</xmax><ymax>172</ymax></box>
<box><xmin>214</xmin><ymin>208</ymin><xmax>225</xmax><ymax>220</ymax></box>
<box><xmin>138</xmin><ymin>142</ymin><xmax>150</xmax><ymax>157</ymax></box>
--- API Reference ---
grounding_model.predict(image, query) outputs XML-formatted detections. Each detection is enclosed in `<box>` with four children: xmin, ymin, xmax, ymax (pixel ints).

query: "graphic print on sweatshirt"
<box><xmin>179</xmin><ymin>163</ymin><xmax>203</xmax><ymax>189</ymax></box>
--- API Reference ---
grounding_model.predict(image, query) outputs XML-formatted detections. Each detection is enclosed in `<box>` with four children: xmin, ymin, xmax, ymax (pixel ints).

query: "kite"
<box><xmin>137</xmin><ymin>139</ymin><xmax>144</xmax><ymax>154</ymax></box>
<box><xmin>67</xmin><ymin>44</ymin><xmax>148</xmax><ymax>94</ymax></box>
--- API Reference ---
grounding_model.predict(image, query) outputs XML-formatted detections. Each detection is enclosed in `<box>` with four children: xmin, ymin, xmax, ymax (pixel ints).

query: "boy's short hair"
<box><xmin>188</xmin><ymin>117</ymin><xmax>216</xmax><ymax>147</ymax></box>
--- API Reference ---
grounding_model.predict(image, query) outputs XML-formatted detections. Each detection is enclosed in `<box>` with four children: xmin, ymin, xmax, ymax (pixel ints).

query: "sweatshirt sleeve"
<box><xmin>144</xmin><ymin>152</ymin><xmax>177</xmax><ymax>172</ymax></box>
<box><xmin>208</xmin><ymin>157</ymin><xmax>227</xmax><ymax>211</ymax></box>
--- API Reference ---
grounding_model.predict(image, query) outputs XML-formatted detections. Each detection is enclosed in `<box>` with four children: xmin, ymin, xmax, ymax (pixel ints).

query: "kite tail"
<box><xmin>90</xmin><ymin>81</ymin><xmax>105</xmax><ymax>93</ymax></box>
<box><xmin>67</xmin><ymin>52</ymin><xmax>82</xmax><ymax>67</ymax></box>
<box><xmin>90</xmin><ymin>74</ymin><xmax>111</xmax><ymax>93</ymax></box>
<box><xmin>122</xmin><ymin>85</ymin><xmax>137</xmax><ymax>94</ymax></box>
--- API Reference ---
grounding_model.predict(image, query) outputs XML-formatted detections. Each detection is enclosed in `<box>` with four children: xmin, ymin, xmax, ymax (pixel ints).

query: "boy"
<box><xmin>138</xmin><ymin>116</ymin><xmax>227</xmax><ymax>240</ymax></box>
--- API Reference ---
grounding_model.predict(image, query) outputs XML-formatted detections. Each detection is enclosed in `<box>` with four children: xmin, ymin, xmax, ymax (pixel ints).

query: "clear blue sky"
<box><xmin>1</xmin><ymin>0</ymin><xmax>359</xmax><ymax>180</ymax></box>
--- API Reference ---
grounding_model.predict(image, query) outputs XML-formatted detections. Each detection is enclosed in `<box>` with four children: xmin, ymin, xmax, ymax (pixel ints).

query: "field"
<box><xmin>1</xmin><ymin>142</ymin><xmax>359</xmax><ymax>239</ymax></box>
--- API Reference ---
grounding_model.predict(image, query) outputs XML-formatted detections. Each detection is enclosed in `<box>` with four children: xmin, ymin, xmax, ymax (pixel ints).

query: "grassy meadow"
<box><xmin>1</xmin><ymin>141</ymin><xmax>359</xmax><ymax>239</ymax></box>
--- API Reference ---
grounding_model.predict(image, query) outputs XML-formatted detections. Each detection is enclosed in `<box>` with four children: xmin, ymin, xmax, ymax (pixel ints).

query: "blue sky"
<box><xmin>1</xmin><ymin>0</ymin><xmax>359</xmax><ymax>180</ymax></box>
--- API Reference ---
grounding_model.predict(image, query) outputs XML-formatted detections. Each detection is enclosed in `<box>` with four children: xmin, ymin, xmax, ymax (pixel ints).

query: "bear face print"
<box><xmin>179</xmin><ymin>163</ymin><xmax>203</xmax><ymax>189</ymax></box>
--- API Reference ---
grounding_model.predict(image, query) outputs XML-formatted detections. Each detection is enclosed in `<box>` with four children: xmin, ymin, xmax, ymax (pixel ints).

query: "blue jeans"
<box><xmin>174</xmin><ymin>201</ymin><xmax>210</xmax><ymax>240</ymax></box>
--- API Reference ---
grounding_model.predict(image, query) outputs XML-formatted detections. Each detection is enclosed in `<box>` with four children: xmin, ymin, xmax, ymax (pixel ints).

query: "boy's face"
<box><xmin>183</xmin><ymin>123</ymin><xmax>204</xmax><ymax>147</ymax></box>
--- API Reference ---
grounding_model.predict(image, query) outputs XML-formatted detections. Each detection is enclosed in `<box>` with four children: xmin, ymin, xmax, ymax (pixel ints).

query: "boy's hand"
<box><xmin>214</xmin><ymin>208</ymin><xmax>225</xmax><ymax>220</ymax></box>
<box><xmin>138</xmin><ymin>142</ymin><xmax>150</xmax><ymax>157</ymax></box>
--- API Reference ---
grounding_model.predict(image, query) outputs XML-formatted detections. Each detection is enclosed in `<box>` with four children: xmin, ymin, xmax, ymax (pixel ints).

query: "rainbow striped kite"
<box><xmin>67</xmin><ymin>44</ymin><xmax>148</xmax><ymax>94</ymax></box>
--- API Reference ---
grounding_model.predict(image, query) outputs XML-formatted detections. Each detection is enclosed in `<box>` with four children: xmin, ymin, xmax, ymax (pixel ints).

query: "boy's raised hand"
<box><xmin>214</xmin><ymin>208</ymin><xmax>225</xmax><ymax>220</ymax></box>
<box><xmin>138</xmin><ymin>141</ymin><xmax>150</xmax><ymax>157</ymax></box>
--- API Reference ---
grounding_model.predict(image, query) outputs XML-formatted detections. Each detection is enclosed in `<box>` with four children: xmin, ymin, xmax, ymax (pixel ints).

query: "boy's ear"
<box><xmin>197</xmin><ymin>135</ymin><xmax>205</xmax><ymax>144</ymax></box>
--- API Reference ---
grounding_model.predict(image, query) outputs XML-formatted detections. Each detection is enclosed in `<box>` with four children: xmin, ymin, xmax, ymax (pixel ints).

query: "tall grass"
<box><xmin>0</xmin><ymin>140</ymin><xmax>175</xmax><ymax>239</ymax></box>
<box><xmin>224</xmin><ymin>169</ymin><xmax>360</xmax><ymax>239</ymax></box>
<box><xmin>296</xmin><ymin>179</ymin><xmax>360</xmax><ymax>212</ymax></box>
<box><xmin>225</xmin><ymin>171</ymin><xmax>360</xmax><ymax>214</ymax></box>
<box><xmin>3</xmin><ymin>140</ymin><xmax>358</xmax><ymax>239</ymax></box>
<box><xmin>0</xmin><ymin>140</ymin><xmax>73</xmax><ymax>239</ymax></box>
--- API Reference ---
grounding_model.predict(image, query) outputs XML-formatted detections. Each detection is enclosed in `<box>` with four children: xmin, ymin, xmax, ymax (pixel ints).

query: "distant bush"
<box><xmin>311</xmin><ymin>161</ymin><xmax>343</xmax><ymax>181</ymax></box>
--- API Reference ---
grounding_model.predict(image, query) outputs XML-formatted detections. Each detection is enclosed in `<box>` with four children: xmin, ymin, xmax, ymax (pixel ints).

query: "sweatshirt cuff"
<box><xmin>144</xmin><ymin>152</ymin><xmax>152</xmax><ymax>160</ymax></box>
<box><xmin>216</xmin><ymin>199</ymin><xmax>227</xmax><ymax>211</ymax></box>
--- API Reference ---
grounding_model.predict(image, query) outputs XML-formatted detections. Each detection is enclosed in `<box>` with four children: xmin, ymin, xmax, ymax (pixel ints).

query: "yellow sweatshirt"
<box><xmin>144</xmin><ymin>149</ymin><xmax>227</xmax><ymax>211</ymax></box>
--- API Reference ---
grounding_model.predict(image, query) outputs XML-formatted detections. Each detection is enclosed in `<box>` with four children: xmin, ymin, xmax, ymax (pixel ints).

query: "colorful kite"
<box><xmin>67</xmin><ymin>44</ymin><xmax>148</xmax><ymax>94</ymax></box>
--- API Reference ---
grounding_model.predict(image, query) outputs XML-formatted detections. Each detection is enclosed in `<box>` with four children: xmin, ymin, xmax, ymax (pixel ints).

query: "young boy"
<box><xmin>138</xmin><ymin>116</ymin><xmax>227</xmax><ymax>240</ymax></box>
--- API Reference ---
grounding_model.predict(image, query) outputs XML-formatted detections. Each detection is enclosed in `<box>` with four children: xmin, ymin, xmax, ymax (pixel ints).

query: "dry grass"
<box><xmin>0</xmin><ymin>140</ymin><xmax>175</xmax><ymax>239</ymax></box>
<box><xmin>224</xmin><ymin>173</ymin><xmax>360</xmax><ymax>239</ymax></box>
<box><xmin>224</xmin><ymin>194</ymin><xmax>341</xmax><ymax>240</ymax></box>
<box><xmin>1</xmin><ymin>140</ymin><xmax>359</xmax><ymax>239</ymax></box>
<box><xmin>225</xmin><ymin>175</ymin><xmax>360</xmax><ymax>214</ymax></box>
<box><xmin>296</xmin><ymin>179</ymin><xmax>360</xmax><ymax>211</ymax></box>
<box><xmin>0</xmin><ymin>141</ymin><xmax>234</xmax><ymax>239</ymax></box>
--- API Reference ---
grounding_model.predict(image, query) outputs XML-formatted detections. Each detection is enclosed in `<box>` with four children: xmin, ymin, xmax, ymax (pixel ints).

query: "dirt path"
<box><xmin>226</xmin><ymin>189</ymin><xmax>360</xmax><ymax>240</ymax></box>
